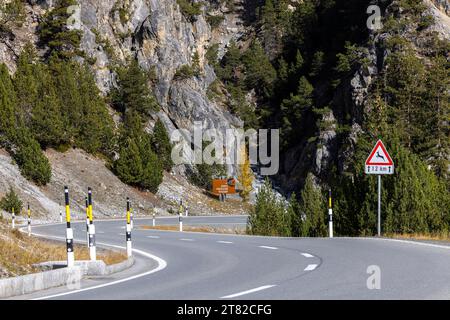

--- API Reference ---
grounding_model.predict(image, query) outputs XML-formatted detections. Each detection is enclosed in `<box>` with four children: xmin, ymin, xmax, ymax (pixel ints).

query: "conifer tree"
<box><xmin>0</xmin><ymin>186</ymin><xmax>23</xmax><ymax>214</ymax></box>
<box><xmin>287</xmin><ymin>193</ymin><xmax>304</xmax><ymax>237</ymax></box>
<box><xmin>299</xmin><ymin>173</ymin><xmax>327</xmax><ymax>237</ymax></box>
<box><xmin>13</xmin><ymin>126</ymin><xmax>52</xmax><ymax>186</ymax></box>
<box><xmin>151</xmin><ymin>118</ymin><xmax>173</xmax><ymax>171</ymax></box>
<box><xmin>38</xmin><ymin>0</ymin><xmax>82</xmax><ymax>60</ymax></box>
<box><xmin>248</xmin><ymin>179</ymin><xmax>290</xmax><ymax>236</ymax></box>
<box><xmin>111</xmin><ymin>60</ymin><xmax>159</xmax><ymax>117</ymax></box>
<box><xmin>14</xmin><ymin>44</ymin><xmax>40</xmax><ymax>122</ymax></box>
<box><xmin>114</xmin><ymin>137</ymin><xmax>144</xmax><ymax>185</ymax></box>
<box><xmin>0</xmin><ymin>64</ymin><xmax>17</xmax><ymax>141</ymax></box>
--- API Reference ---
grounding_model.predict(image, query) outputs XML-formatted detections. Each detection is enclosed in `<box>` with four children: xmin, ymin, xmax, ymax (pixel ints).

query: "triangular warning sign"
<box><xmin>366</xmin><ymin>140</ymin><xmax>393</xmax><ymax>165</ymax></box>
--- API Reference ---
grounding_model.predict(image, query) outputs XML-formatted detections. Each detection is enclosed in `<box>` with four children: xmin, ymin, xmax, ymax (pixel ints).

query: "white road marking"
<box><xmin>221</xmin><ymin>285</ymin><xmax>276</xmax><ymax>299</ymax></box>
<box><xmin>301</xmin><ymin>253</ymin><xmax>314</xmax><ymax>258</ymax></box>
<box><xmin>259</xmin><ymin>246</ymin><xmax>278</xmax><ymax>250</ymax></box>
<box><xmin>118</xmin><ymin>233</ymin><xmax>125</xmax><ymax>236</ymax></box>
<box><xmin>217</xmin><ymin>241</ymin><xmax>233</xmax><ymax>244</ymax></box>
<box><xmin>147</xmin><ymin>236</ymin><xmax>160</xmax><ymax>239</ymax></box>
<box><xmin>180</xmin><ymin>238</ymin><xmax>194</xmax><ymax>242</ymax></box>
<box><xmin>304</xmin><ymin>264</ymin><xmax>318</xmax><ymax>271</ymax></box>
<box><xmin>97</xmin><ymin>231</ymin><xmax>105</xmax><ymax>234</ymax></box>
<box><xmin>25</xmin><ymin>233</ymin><xmax>168</xmax><ymax>300</ymax></box>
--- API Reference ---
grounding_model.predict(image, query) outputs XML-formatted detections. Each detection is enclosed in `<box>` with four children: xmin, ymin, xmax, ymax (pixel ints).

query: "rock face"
<box><xmin>275</xmin><ymin>0</ymin><xmax>450</xmax><ymax>193</ymax></box>
<box><xmin>1</xmin><ymin>0</ymin><xmax>244</xmax><ymax>147</ymax></box>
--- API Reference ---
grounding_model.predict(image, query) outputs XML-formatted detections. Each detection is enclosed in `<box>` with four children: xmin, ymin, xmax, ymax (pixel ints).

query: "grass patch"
<box><xmin>138</xmin><ymin>224</ymin><xmax>245</xmax><ymax>235</ymax></box>
<box><xmin>385</xmin><ymin>232</ymin><xmax>450</xmax><ymax>242</ymax></box>
<box><xmin>0</xmin><ymin>224</ymin><xmax>127</xmax><ymax>278</ymax></box>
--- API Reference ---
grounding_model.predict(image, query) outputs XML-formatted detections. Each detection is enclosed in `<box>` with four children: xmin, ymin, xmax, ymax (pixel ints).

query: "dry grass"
<box><xmin>0</xmin><ymin>224</ymin><xmax>127</xmax><ymax>278</ymax></box>
<box><xmin>138</xmin><ymin>224</ymin><xmax>246</xmax><ymax>235</ymax></box>
<box><xmin>386</xmin><ymin>232</ymin><xmax>450</xmax><ymax>242</ymax></box>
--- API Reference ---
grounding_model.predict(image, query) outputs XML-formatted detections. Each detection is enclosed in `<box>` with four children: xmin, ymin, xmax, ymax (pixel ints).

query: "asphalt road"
<box><xmin>13</xmin><ymin>215</ymin><xmax>450</xmax><ymax>300</ymax></box>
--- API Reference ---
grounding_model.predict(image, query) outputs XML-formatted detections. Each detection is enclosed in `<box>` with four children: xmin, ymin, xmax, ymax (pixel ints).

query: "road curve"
<box><xmin>13</xmin><ymin>216</ymin><xmax>450</xmax><ymax>300</ymax></box>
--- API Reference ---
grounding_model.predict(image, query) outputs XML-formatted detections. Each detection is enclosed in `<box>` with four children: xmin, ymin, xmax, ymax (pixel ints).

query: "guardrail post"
<box><xmin>27</xmin><ymin>203</ymin><xmax>31</xmax><ymax>236</ymax></box>
<box><xmin>88</xmin><ymin>187</ymin><xmax>96</xmax><ymax>261</ymax></box>
<box><xmin>85</xmin><ymin>196</ymin><xmax>89</xmax><ymax>248</ymax></box>
<box><xmin>65</xmin><ymin>186</ymin><xmax>75</xmax><ymax>267</ymax></box>
<box><xmin>11</xmin><ymin>207</ymin><xmax>15</xmax><ymax>229</ymax></box>
<box><xmin>126</xmin><ymin>197</ymin><xmax>132</xmax><ymax>257</ymax></box>
<box><xmin>328</xmin><ymin>189</ymin><xmax>333</xmax><ymax>238</ymax></box>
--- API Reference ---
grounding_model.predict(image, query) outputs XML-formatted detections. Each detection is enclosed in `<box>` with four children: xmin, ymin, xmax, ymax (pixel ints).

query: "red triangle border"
<box><xmin>365</xmin><ymin>140</ymin><xmax>393</xmax><ymax>166</ymax></box>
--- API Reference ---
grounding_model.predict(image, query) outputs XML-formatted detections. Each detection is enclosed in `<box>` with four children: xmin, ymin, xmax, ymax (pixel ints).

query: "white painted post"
<box><xmin>126</xmin><ymin>198</ymin><xmax>132</xmax><ymax>257</ymax></box>
<box><xmin>64</xmin><ymin>186</ymin><xmax>75</xmax><ymax>268</ymax></box>
<box><xmin>27</xmin><ymin>203</ymin><xmax>31</xmax><ymax>237</ymax></box>
<box><xmin>59</xmin><ymin>203</ymin><xmax>63</xmax><ymax>223</ymax></box>
<box><xmin>152</xmin><ymin>213</ymin><xmax>156</xmax><ymax>227</ymax></box>
<box><xmin>179</xmin><ymin>214</ymin><xmax>183</xmax><ymax>232</ymax></box>
<box><xmin>328</xmin><ymin>189</ymin><xmax>333</xmax><ymax>238</ymax></box>
<box><xmin>85</xmin><ymin>197</ymin><xmax>89</xmax><ymax>248</ymax></box>
<box><xmin>88</xmin><ymin>187</ymin><xmax>96</xmax><ymax>261</ymax></box>
<box><xmin>11</xmin><ymin>207</ymin><xmax>15</xmax><ymax>229</ymax></box>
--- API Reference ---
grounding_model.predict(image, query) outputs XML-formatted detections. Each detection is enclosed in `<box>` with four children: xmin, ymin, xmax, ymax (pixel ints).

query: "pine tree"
<box><xmin>243</xmin><ymin>40</ymin><xmax>277</xmax><ymax>98</ymax></box>
<box><xmin>14</xmin><ymin>44</ymin><xmax>40</xmax><ymax>122</ymax></box>
<box><xmin>151</xmin><ymin>118</ymin><xmax>173</xmax><ymax>171</ymax></box>
<box><xmin>38</xmin><ymin>0</ymin><xmax>82</xmax><ymax>60</ymax></box>
<box><xmin>31</xmin><ymin>68</ymin><xmax>65</xmax><ymax>148</ymax></box>
<box><xmin>50</xmin><ymin>59</ymin><xmax>83</xmax><ymax>142</ymax></box>
<box><xmin>385</xmin><ymin>48</ymin><xmax>427</xmax><ymax>150</ymax></box>
<box><xmin>111</xmin><ymin>60</ymin><xmax>159</xmax><ymax>117</ymax></box>
<box><xmin>0</xmin><ymin>186</ymin><xmax>23</xmax><ymax>214</ymax></box>
<box><xmin>0</xmin><ymin>64</ymin><xmax>17</xmax><ymax>141</ymax></box>
<box><xmin>248</xmin><ymin>179</ymin><xmax>290</xmax><ymax>236</ymax></box>
<box><xmin>280</xmin><ymin>76</ymin><xmax>314</xmax><ymax>146</ymax></box>
<box><xmin>420</xmin><ymin>56</ymin><xmax>450</xmax><ymax>180</ymax></box>
<box><xmin>114</xmin><ymin>137</ymin><xmax>144</xmax><ymax>185</ymax></box>
<box><xmin>13</xmin><ymin>126</ymin><xmax>52</xmax><ymax>186</ymax></box>
<box><xmin>287</xmin><ymin>193</ymin><xmax>304</xmax><ymax>237</ymax></box>
<box><xmin>299</xmin><ymin>173</ymin><xmax>327</xmax><ymax>237</ymax></box>
<box><xmin>141</xmin><ymin>151</ymin><xmax>163</xmax><ymax>193</ymax></box>
<box><xmin>77</xmin><ymin>64</ymin><xmax>114</xmax><ymax>154</ymax></box>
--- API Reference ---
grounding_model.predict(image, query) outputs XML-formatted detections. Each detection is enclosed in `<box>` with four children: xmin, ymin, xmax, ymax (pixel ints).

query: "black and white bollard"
<box><xmin>153</xmin><ymin>213</ymin><xmax>156</xmax><ymax>227</ymax></box>
<box><xmin>88</xmin><ymin>187</ymin><xmax>96</xmax><ymax>261</ymax></box>
<box><xmin>59</xmin><ymin>202</ymin><xmax>63</xmax><ymax>223</ymax></box>
<box><xmin>27</xmin><ymin>203</ymin><xmax>31</xmax><ymax>237</ymax></box>
<box><xmin>11</xmin><ymin>207</ymin><xmax>15</xmax><ymax>229</ymax></box>
<box><xmin>85</xmin><ymin>196</ymin><xmax>89</xmax><ymax>248</ymax></box>
<box><xmin>64</xmin><ymin>186</ymin><xmax>75</xmax><ymax>268</ymax></box>
<box><xmin>179</xmin><ymin>213</ymin><xmax>183</xmax><ymax>232</ymax></box>
<box><xmin>126</xmin><ymin>197</ymin><xmax>132</xmax><ymax>257</ymax></box>
<box><xmin>328</xmin><ymin>189</ymin><xmax>333</xmax><ymax>238</ymax></box>
<box><xmin>130</xmin><ymin>207</ymin><xmax>134</xmax><ymax>230</ymax></box>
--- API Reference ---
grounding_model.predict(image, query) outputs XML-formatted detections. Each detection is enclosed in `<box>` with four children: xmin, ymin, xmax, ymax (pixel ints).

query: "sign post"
<box><xmin>365</xmin><ymin>140</ymin><xmax>394</xmax><ymax>237</ymax></box>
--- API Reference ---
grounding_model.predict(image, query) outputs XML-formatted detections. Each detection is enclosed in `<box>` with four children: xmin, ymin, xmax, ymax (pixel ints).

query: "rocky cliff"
<box><xmin>0</xmin><ymin>0</ymin><xmax>244</xmax><ymax>153</ymax></box>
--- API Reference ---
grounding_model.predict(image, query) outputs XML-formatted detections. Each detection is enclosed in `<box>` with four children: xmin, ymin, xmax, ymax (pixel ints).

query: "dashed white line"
<box><xmin>304</xmin><ymin>264</ymin><xmax>318</xmax><ymax>271</ymax></box>
<box><xmin>147</xmin><ymin>236</ymin><xmax>160</xmax><ymax>239</ymax></box>
<box><xmin>180</xmin><ymin>238</ymin><xmax>194</xmax><ymax>242</ymax></box>
<box><xmin>221</xmin><ymin>285</ymin><xmax>276</xmax><ymax>299</ymax></box>
<box><xmin>217</xmin><ymin>241</ymin><xmax>233</xmax><ymax>244</ymax></box>
<box><xmin>118</xmin><ymin>233</ymin><xmax>125</xmax><ymax>236</ymax></box>
<box><xmin>301</xmin><ymin>253</ymin><xmax>314</xmax><ymax>258</ymax></box>
<box><xmin>259</xmin><ymin>246</ymin><xmax>278</xmax><ymax>250</ymax></box>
